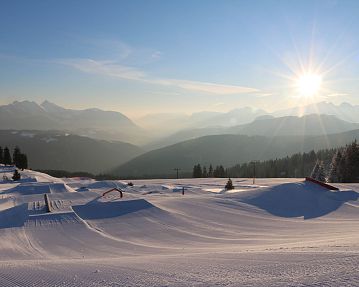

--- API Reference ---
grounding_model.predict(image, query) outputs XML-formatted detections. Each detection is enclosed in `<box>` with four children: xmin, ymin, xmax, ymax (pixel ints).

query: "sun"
<box><xmin>296</xmin><ymin>73</ymin><xmax>322</xmax><ymax>97</ymax></box>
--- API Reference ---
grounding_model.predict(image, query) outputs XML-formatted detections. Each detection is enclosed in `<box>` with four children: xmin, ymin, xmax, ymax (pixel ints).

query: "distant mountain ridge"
<box><xmin>3</xmin><ymin>100</ymin><xmax>359</xmax><ymax>149</ymax></box>
<box><xmin>145</xmin><ymin>114</ymin><xmax>359</xmax><ymax>150</ymax></box>
<box><xmin>0</xmin><ymin>101</ymin><xmax>147</xmax><ymax>144</ymax></box>
<box><xmin>0</xmin><ymin>130</ymin><xmax>143</xmax><ymax>173</ymax></box>
<box><xmin>136</xmin><ymin>107</ymin><xmax>267</xmax><ymax>137</ymax></box>
<box><xmin>230</xmin><ymin>114</ymin><xmax>359</xmax><ymax>136</ymax></box>
<box><xmin>274</xmin><ymin>101</ymin><xmax>359</xmax><ymax>123</ymax></box>
<box><xmin>112</xmin><ymin>129</ymin><xmax>359</xmax><ymax>178</ymax></box>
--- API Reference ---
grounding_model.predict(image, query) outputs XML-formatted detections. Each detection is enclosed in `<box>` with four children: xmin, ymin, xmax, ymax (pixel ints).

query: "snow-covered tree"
<box><xmin>316</xmin><ymin>162</ymin><xmax>326</xmax><ymax>182</ymax></box>
<box><xmin>310</xmin><ymin>160</ymin><xmax>320</xmax><ymax>179</ymax></box>
<box><xmin>310</xmin><ymin>160</ymin><xmax>326</xmax><ymax>182</ymax></box>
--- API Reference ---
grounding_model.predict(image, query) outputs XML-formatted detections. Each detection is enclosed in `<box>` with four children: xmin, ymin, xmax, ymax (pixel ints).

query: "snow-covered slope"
<box><xmin>0</xmin><ymin>167</ymin><xmax>358</xmax><ymax>286</ymax></box>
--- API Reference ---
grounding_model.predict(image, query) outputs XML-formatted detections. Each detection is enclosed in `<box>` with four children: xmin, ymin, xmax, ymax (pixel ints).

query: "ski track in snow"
<box><xmin>0</xmin><ymin>166</ymin><xmax>358</xmax><ymax>286</ymax></box>
<box><xmin>0</xmin><ymin>253</ymin><xmax>359</xmax><ymax>286</ymax></box>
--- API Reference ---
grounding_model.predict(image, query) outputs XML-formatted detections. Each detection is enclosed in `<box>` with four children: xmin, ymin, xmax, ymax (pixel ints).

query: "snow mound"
<box><xmin>2</xmin><ymin>182</ymin><xmax>76</xmax><ymax>196</ymax></box>
<box><xmin>86</xmin><ymin>180</ymin><xmax>128</xmax><ymax>190</ymax></box>
<box><xmin>23</xmin><ymin>170</ymin><xmax>64</xmax><ymax>183</ymax></box>
<box><xmin>73</xmin><ymin>199</ymin><xmax>155</xmax><ymax>220</ymax></box>
<box><xmin>0</xmin><ymin>198</ymin><xmax>16</xmax><ymax>211</ymax></box>
<box><xmin>0</xmin><ymin>203</ymin><xmax>28</xmax><ymax>228</ymax></box>
<box><xmin>228</xmin><ymin>181</ymin><xmax>359</xmax><ymax>219</ymax></box>
<box><xmin>24</xmin><ymin>211</ymin><xmax>84</xmax><ymax>227</ymax></box>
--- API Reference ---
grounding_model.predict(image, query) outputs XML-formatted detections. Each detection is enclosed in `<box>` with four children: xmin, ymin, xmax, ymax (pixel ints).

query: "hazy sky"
<box><xmin>1</xmin><ymin>0</ymin><xmax>359</xmax><ymax>117</ymax></box>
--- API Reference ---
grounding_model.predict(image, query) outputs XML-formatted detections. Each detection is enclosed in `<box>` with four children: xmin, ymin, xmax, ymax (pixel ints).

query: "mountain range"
<box><xmin>3</xmin><ymin>100</ymin><xmax>359</xmax><ymax>177</ymax></box>
<box><xmin>136</xmin><ymin>107</ymin><xmax>267</xmax><ymax>137</ymax></box>
<box><xmin>144</xmin><ymin>114</ymin><xmax>359</xmax><ymax>149</ymax></box>
<box><xmin>0</xmin><ymin>100</ymin><xmax>147</xmax><ymax>144</ymax></box>
<box><xmin>112</xmin><ymin>129</ymin><xmax>359</xmax><ymax>178</ymax></box>
<box><xmin>138</xmin><ymin>101</ymin><xmax>359</xmax><ymax>135</ymax></box>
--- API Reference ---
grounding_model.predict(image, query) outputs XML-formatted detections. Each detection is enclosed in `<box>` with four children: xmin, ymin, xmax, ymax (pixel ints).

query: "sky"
<box><xmin>1</xmin><ymin>0</ymin><xmax>359</xmax><ymax>118</ymax></box>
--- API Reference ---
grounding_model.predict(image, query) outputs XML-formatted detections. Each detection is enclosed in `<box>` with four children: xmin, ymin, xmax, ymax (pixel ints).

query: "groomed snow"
<box><xmin>0</xmin><ymin>167</ymin><xmax>358</xmax><ymax>286</ymax></box>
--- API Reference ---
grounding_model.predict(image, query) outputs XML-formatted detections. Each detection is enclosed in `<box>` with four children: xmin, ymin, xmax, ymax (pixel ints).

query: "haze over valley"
<box><xmin>2</xmin><ymin>100</ymin><xmax>359</xmax><ymax>176</ymax></box>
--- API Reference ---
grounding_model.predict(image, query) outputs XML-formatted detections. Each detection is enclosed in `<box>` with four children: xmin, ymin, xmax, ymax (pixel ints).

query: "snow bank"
<box><xmin>2</xmin><ymin>182</ymin><xmax>76</xmax><ymax>196</ymax></box>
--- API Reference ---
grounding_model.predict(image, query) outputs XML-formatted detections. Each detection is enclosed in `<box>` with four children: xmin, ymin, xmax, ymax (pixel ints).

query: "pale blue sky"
<box><xmin>1</xmin><ymin>0</ymin><xmax>359</xmax><ymax>117</ymax></box>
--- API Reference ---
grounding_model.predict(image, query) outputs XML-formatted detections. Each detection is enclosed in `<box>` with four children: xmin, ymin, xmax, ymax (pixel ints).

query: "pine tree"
<box><xmin>341</xmin><ymin>141</ymin><xmax>359</xmax><ymax>182</ymax></box>
<box><xmin>316</xmin><ymin>161</ymin><xmax>326</xmax><ymax>182</ymax></box>
<box><xmin>0</xmin><ymin>146</ymin><xmax>3</xmax><ymax>164</ymax></box>
<box><xmin>310</xmin><ymin>160</ymin><xmax>320</xmax><ymax>179</ymax></box>
<box><xmin>208</xmin><ymin>164</ymin><xmax>213</xmax><ymax>177</ymax></box>
<box><xmin>349</xmin><ymin>140</ymin><xmax>359</xmax><ymax>181</ymax></box>
<box><xmin>18</xmin><ymin>154</ymin><xmax>28</xmax><ymax>170</ymax></box>
<box><xmin>192</xmin><ymin>164</ymin><xmax>202</xmax><ymax>178</ymax></box>
<box><xmin>13</xmin><ymin>146</ymin><xmax>21</xmax><ymax>167</ymax></box>
<box><xmin>3</xmin><ymin>147</ymin><xmax>12</xmax><ymax>166</ymax></box>
<box><xmin>218</xmin><ymin>165</ymin><xmax>226</xmax><ymax>178</ymax></box>
<box><xmin>213</xmin><ymin>166</ymin><xmax>219</xmax><ymax>177</ymax></box>
<box><xmin>202</xmin><ymin>166</ymin><xmax>207</xmax><ymax>178</ymax></box>
<box><xmin>197</xmin><ymin>164</ymin><xmax>202</xmax><ymax>178</ymax></box>
<box><xmin>225</xmin><ymin>178</ymin><xmax>234</xmax><ymax>190</ymax></box>
<box><xmin>328</xmin><ymin>150</ymin><xmax>341</xmax><ymax>183</ymax></box>
<box><xmin>12</xmin><ymin>170</ymin><xmax>21</xmax><ymax>181</ymax></box>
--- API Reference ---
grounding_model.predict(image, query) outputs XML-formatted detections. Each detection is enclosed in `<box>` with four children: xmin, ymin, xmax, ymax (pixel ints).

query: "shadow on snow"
<box><xmin>239</xmin><ymin>181</ymin><xmax>359</xmax><ymax>219</ymax></box>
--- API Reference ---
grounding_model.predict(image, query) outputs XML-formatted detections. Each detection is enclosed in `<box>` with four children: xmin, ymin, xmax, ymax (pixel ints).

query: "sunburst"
<box><xmin>295</xmin><ymin>73</ymin><xmax>322</xmax><ymax>98</ymax></box>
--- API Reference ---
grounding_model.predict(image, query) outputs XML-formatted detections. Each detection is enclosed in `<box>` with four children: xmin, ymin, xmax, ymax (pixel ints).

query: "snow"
<box><xmin>20</xmin><ymin>131</ymin><xmax>35</xmax><ymax>138</ymax></box>
<box><xmin>0</xmin><ymin>168</ymin><xmax>358</xmax><ymax>286</ymax></box>
<box><xmin>42</xmin><ymin>136</ymin><xmax>58</xmax><ymax>143</ymax></box>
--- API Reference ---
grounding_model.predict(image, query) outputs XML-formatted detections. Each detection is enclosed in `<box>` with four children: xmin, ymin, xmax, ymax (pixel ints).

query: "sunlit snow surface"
<box><xmin>0</xmin><ymin>165</ymin><xmax>359</xmax><ymax>286</ymax></box>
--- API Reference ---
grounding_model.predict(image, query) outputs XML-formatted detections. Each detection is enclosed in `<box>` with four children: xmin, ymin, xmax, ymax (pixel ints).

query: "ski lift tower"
<box><xmin>173</xmin><ymin>168</ymin><xmax>181</xmax><ymax>179</ymax></box>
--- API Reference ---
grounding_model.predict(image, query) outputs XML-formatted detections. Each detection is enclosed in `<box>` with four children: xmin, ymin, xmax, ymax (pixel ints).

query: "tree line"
<box><xmin>192</xmin><ymin>149</ymin><xmax>335</xmax><ymax>179</ymax></box>
<box><xmin>192</xmin><ymin>140</ymin><xmax>359</xmax><ymax>183</ymax></box>
<box><xmin>192</xmin><ymin>164</ymin><xmax>226</xmax><ymax>178</ymax></box>
<box><xmin>228</xmin><ymin>149</ymin><xmax>336</xmax><ymax>179</ymax></box>
<box><xmin>326</xmin><ymin>140</ymin><xmax>359</xmax><ymax>183</ymax></box>
<box><xmin>0</xmin><ymin>146</ymin><xmax>28</xmax><ymax>170</ymax></box>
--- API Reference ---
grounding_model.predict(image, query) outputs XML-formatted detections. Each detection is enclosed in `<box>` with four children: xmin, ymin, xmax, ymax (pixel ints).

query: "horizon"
<box><xmin>1</xmin><ymin>1</ymin><xmax>359</xmax><ymax>117</ymax></box>
<box><xmin>0</xmin><ymin>98</ymin><xmax>357</xmax><ymax>120</ymax></box>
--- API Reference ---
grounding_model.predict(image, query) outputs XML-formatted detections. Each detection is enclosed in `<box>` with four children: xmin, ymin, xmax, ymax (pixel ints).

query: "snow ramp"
<box><xmin>72</xmin><ymin>198</ymin><xmax>243</xmax><ymax>249</ymax></box>
<box><xmin>72</xmin><ymin>198</ymin><xmax>155</xmax><ymax>220</ymax></box>
<box><xmin>0</xmin><ymin>207</ymin><xmax>157</xmax><ymax>260</ymax></box>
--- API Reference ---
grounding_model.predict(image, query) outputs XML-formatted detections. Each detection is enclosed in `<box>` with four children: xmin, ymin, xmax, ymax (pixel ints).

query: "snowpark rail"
<box><xmin>44</xmin><ymin>194</ymin><xmax>52</xmax><ymax>212</ymax></box>
<box><xmin>102</xmin><ymin>188</ymin><xmax>123</xmax><ymax>198</ymax></box>
<box><xmin>305</xmin><ymin>177</ymin><xmax>339</xmax><ymax>191</ymax></box>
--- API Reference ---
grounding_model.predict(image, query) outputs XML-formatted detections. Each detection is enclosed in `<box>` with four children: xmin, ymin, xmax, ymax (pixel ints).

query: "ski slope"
<box><xmin>0</xmin><ymin>166</ymin><xmax>358</xmax><ymax>286</ymax></box>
